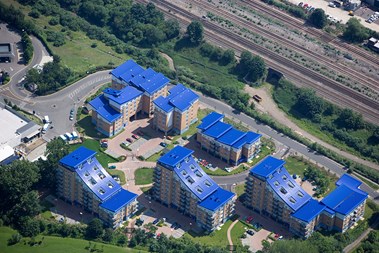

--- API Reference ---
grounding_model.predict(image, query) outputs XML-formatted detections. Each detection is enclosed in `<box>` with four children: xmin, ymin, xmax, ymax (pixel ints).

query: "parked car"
<box><xmin>170</xmin><ymin>222</ymin><xmax>178</xmax><ymax>229</ymax></box>
<box><xmin>132</xmin><ymin>134</ymin><xmax>139</xmax><ymax>139</ymax></box>
<box><xmin>152</xmin><ymin>218</ymin><xmax>160</xmax><ymax>225</ymax></box>
<box><xmin>298</xmin><ymin>2</ymin><xmax>303</xmax><ymax>7</ymax></box>
<box><xmin>126</xmin><ymin>138</ymin><xmax>133</xmax><ymax>143</ymax></box>
<box><xmin>160</xmin><ymin>142</ymin><xmax>168</xmax><ymax>147</ymax></box>
<box><xmin>247</xmin><ymin>229</ymin><xmax>255</xmax><ymax>236</ymax></box>
<box><xmin>246</xmin><ymin>216</ymin><xmax>254</xmax><ymax>223</ymax></box>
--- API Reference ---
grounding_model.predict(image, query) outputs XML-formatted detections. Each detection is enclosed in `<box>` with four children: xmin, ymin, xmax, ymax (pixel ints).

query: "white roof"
<box><xmin>0</xmin><ymin>145</ymin><xmax>15</xmax><ymax>163</ymax></box>
<box><xmin>0</xmin><ymin>107</ymin><xmax>27</xmax><ymax>147</ymax></box>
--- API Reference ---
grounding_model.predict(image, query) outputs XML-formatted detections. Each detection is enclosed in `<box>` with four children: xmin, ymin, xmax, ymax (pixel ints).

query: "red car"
<box><xmin>132</xmin><ymin>134</ymin><xmax>139</xmax><ymax>139</ymax></box>
<box><xmin>246</xmin><ymin>216</ymin><xmax>254</xmax><ymax>223</ymax></box>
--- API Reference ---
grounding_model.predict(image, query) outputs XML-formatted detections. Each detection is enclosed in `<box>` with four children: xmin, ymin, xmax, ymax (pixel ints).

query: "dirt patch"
<box><xmin>160</xmin><ymin>52</ymin><xmax>175</xmax><ymax>71</ymax></box>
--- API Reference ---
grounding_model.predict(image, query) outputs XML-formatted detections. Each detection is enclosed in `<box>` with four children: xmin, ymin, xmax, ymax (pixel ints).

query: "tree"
<box><xmin>338</xmin><ymin>108</ymin><xmax>364</xmax><ymax>130</ymax></box>
<box><xmin>164</xmin><ymin>19</ymin><xmax>180</xmax><ymax>39</ymax></box>
<box><xmin>308</xmin><ymin>8</ymin><xmax>327</xmax><ymax>29</ymax></box>
<box><xmin>186</xmin><ymin>21</ymin><xmax>204</xmax><ymax>45</ymax></box>
<box><xmin>343</xmin><ymin>18</ymin><xmax>369</xmax><ymax>43</ymax></box>
<box><xmin>296</xmin><ymin>88</ymin><xmax>325</xmax><ymax>118</ymax></box>
<box><xmin>86</xmin><ymin>218</ymin><xmax>104</xmax><ymax>239</ymax></box>
<box><xmin>221</xmin><ymin>49</ymin><xmax>235</xmax><ymax>65</ymax></box>
<box><xmin>19</xmin><ymin>217</ymin><xmax>40</xmax><ymax>237</ymax></box>
<box><xmin>248</xmin><ymin>55</ymin><xmax>266</xmax><ymax>82</ymax></box>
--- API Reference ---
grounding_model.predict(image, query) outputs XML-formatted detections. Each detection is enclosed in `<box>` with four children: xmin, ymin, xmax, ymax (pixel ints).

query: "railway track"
<box><xmin>137</xmin><ymin>0</ymin><xmax>379</xmax><ymax>123</ymax></box>
<box><xmin>191</xmin><ymin>0</ymin><xmax>378</xmax><ymax>94</ymax></box>
<box><xmin>242</xmin><ymin>0</ymin><xmax>379</xmax><ymax>66</ymax></box>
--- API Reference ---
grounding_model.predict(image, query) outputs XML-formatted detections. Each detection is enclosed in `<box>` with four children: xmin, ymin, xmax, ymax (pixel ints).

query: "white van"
<box><xmin>43</xmin><ymin>115</ymin><xmax>50</xmax><ymax>123</ymax></box>
<box><xmin>59</xmin><ymin>135</ymin><xmax>67</xmax><ymax>142</ymax></box>
<box><xmin>65</xmin><ymin>132</ymin><xmax>73</xmax><ymax>140</ymax></box>
<box><xmin>42</xmin><ymin>123</ymin><xmax>49</xmax><ymax>133</ymax></box>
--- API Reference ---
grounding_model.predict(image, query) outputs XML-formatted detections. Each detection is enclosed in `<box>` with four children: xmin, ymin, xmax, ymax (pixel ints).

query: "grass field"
<box><xmin>0</xmin><ymin>226</ymin><xmax>143</xmax><ymax>253</ymax></box>
<box><xmin>134</xmin><ymin>167</ymin><xmax>154</xmax><ymax>185</ymax></box>
<box><xmin>234</xmin><ymin>183</ymin><xmax>245</xmax><ymax>197</ymax></box>
<box><xmin>76</xmin><ymin>116</ymin><xmax>106</xmax><ymax>139</ymax></box>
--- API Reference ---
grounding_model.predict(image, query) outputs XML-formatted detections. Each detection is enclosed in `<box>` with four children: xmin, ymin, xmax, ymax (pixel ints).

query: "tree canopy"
<box><xmin>308</xmin><ymin>8</ymin><xmax>327</xmax><ymax>29</ymax></box>
<box><xmin>186</xmin><ymin>21</ymin><xmax>204</xmax><ymax>45</ymax></box>
<box><xmin>296</xmin><ymin>88</ymin><xmax>325</xmax><ymax>118</ymax></box>
<box><xmin>343</xmin><ymin>18</ymin><xmax>369</xmax><ymax>43</ymax></box>
<box><xmin>236</xmin><ymin>50</ymin><xmax>267</xmax><ymax>83</ymax></box>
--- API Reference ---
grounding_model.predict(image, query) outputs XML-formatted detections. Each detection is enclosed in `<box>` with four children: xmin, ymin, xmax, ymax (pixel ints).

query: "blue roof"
<box><xmin>110</xmin><ymin>59</ymin><xmax>141</xmax><ymax>79</ymax></box>
<box><xmin>267</xmin><ymin>165</ymin><xmax>311</xmax><ymax>211</ymax></box>
<box><xmin>323</xmin><ymin>207</ymin><xmax>336</xmax><ymax>216</ymax></box>
<box><xmin>232</xmin><ymin>131</ymin><xmax>262</xmax><ymax>149</ymax></box>
<box><xmin>217</xmin><ymin>128</ymin><xmax>246</xmax><ymax>146</ymax></box>
<box><xmin>197</xmin><ymin>112</ymin><xmax>224</xmax><ymax>131</ymax></box>
<box><xmin>321</xmin><ymin>184</ymin><xmax>368</xmax><ymax>215</ymax></box>
<box><xmin>89</xmin><ymin>95</ymin><xmax>122</xmax><ymax>123</ymax></box>
<box><xmin>291</xmin><ymin>199</ymin><xmax>326</xmax><ymax>222</ymax></box>
<box><xmin>169</xmin><ymin>88</ymin><xmax>199</xmax><ymax>112</ymax></box>
<box><xmin>130</xmin><ymin>68</ymin><xmax>157</xmax><ymax>88</ymax></box>
<box><xmin>336</xmin><ymin>174</ymin><xmax>362</xmax><ymax>189</ymax></box>
<box><xmin>153</xmin><ymin>96</ymin><xmax>173</xmax><ymax>113</ymax></box>
<box><xmin>199</xmin><ymin>187</ymin><xmax>235</xmax><ymax>211</ymax></box>
<box><xmin>119</xmin><ymin>65</ymin><xmax>145</xmax><ymax>84</ymax></box>
<box><xmin>76</xmin><ymin>158</ymin><xmax>121</xmax><ymax>201</ymax></box>
<box><xmin>107</xmin><ymin>86</ymin><xmax>142</xmax><ymax>105</ymax></box>
<box><xmin>167</xmin><ymin>83</ymin><xmax>187</xmax><ymax>98</ymax></box>
<box><xmin>138</xmin><ymin>73</ymin><xmax>169</xmax><ymax>95</ymax></box>
<box><xmin>158</xmin><ymin>146</ymin><xmax>194</xmax><ymax>168</ymax></box>
<box><xmin>100</xmin><ymin>188</ymin><xmax>138</xmax><ymax>212</ymax></box>
<box><xmin>174</xmin><ymin>155</ymin><xmax>219</xmax><ymax>200</ymax></box>
<box><xmin>203</xmin><ymin>121</ymin><xmax>233</xmax><ymax>139</ymax></box>
<box><xmin>250</xmin><ymin>156</ymin><xmax>286</xmax><ymax>178</ymax></box>
<box><xmin>60</xmin><ymin>147</ymin><xmax>96</xmax><ymax>170</ymax></box>
<box><xmin>103</xmin><ymin>88</ymin><xmax>122</xmax><ymax>97</ymax></box>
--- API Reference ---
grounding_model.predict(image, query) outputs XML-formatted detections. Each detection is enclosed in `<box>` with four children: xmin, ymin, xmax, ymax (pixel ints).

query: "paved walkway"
<box><xmin>244</xmin><ymin>85</ymin><xmax>379</xmax><ymax>170</ymax></box>
<box><xmin>227</xmin><ymin>220</ymin><xmax>239</xmax><ymax>252</ymax></box>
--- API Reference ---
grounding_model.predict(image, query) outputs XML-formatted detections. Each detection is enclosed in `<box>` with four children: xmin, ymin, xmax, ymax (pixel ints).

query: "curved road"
<box><xmin>1</xmin><ymin>36</ymin><xmax>378</xmax><ymax>203</ymax></box>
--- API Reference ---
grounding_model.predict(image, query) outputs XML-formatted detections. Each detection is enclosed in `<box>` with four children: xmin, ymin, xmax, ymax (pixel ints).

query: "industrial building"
<box><xmin>153</xmin><ymin>84</ymin><xmax>199</xmax><ymax>135</ymax></box>
<box><xmin>153</xmin><ymin>146</ymin><xmax>236</xmax><ymax>232</ymax></box>
<box><xmin>196</xmin><ymin>112</ymin><xmax>261</xmax><ymax>166</ymax></box>
<box><xmin>0</xmin><ymin>43</ymin><xmax>14</xmax><ymax>62</ymax></box>
<box><xmin>244</xmin><ymin>156</ymin><xmax>368</xmax><ymax>238</ymax></box>
<box><xmin>57</xmin><ymin>147</ymin><xmax>138</xmax><ymax>228</ymax></box>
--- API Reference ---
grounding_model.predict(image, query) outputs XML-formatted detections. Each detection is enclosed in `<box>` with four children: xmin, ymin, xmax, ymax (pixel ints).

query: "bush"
<box><xmin>7</xmin><ymin>233</ymin><xmax>22</xmax><ymax>246</ymax></box>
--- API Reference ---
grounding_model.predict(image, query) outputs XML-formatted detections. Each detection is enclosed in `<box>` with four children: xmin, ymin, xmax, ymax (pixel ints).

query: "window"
<box><xmin>190</xmin><ymin>164</ymin><xmax>196</xmax><ymax>170</ymax></box>
<box><xmin>89</xmin><ymin>178</ymin><xmax>97</xmax><ymax>185</ymax></box>
<box><xmin>297</xmin><ymin>191</ymin><xmax>304</xmax><ymax>197</ymax></box>
<box><xmin>289</xmin><ymin>197</ymin><xmax>296</xmax><ymax>204</ymax></box>
<box><xmin>282</xmin><ymin>175</ymin><xmax>287</xmax><ymax>180</ymax></box>
<box><xmin>195</xmin><ymin>170</ymin><xmax>203</xmax><ymax>177</ymax></box>
<box><xmin>287</xmin><ymin>181</ymin><xmax>295</xmax><ymax>188</ymax></box>
<box><xmin>93</xmin><ymin>166</ymin><xmax>98</xmax><ymax>171</ymax></box>
<box><xmin>87</xmin><ymin>158</ymin><xmax>93</xmax><ymax>164</ymax></box>
<box><xmin>108</xmin><ymin>182</ymin><xmax>114</xmax><ymax>188</ymax></box>
<box><xmin>84</xmin><ymin>171</ymin><xmax>90</xmax><ymax>177</ymax></box>
<box><xmin>186</xmin><ymin>176</ymin><xmax>194</xmax><ymax>184</ymax></box>
<box><xmin>78</xmin><ymin>163</ymin><xmax>83</xmax><ymax>170</ymax></box>
<box><xmin>279</xmin><ymin>187</ymin><xmax>287</xmax><ymax>194</ymax></box>
<box><xmin>196</xmin><ymin>186</ymin><xmax>203</xmax><ymax>193</ymax></box>
<box><xmin>274</xmin><ymin>181</ymin><xmax>279</xmax><ymax>186</ymax></box>
<box><xmin>205</xmin><ymin>180</ymin><xmax>212</xmax><ymax>187</ymax></box>
<box><xmin>99</xmin><ymin>188</ymin><xmax>105</xmax><ymax>195</ymax></box>
<box><xmin>181</xmin><ymin>170</ymin><xmax>188</xmax><ymax>176</ymax></box>
<box><xmin>98</xmin><ymin>172</ymin><xmax>105</xmax><ymax>180</ymax></box>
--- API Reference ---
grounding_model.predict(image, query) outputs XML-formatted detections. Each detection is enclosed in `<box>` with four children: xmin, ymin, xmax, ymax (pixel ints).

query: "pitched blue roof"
<box><xmin>267</xmin><ymin>165</ymin><xmax>311</xmax><ymax>211</ymax></box>
<box><xmin>291</xmin><ymin>199</ymin><xmax>326</xmax><ymax>222</ymax></box>
<box><xmin>174</xmin><ymin>155</ymin><xmax>219</xmax><ymax>200</ymax></box>
<box><xmin>130</xmin><ymin>68</ymin><xmax>157</xmax><ymax>88</ymax></box>
<box><xmin>336</xmin><ymin>174</ymin><xmax>362</xmax><ymax>189</ymax></box>
<box><xmin>233</xmin><ymin>131</ymin><xmax>262</xmax><ymax>149</ymax></box>
<box><xmin>158</xmin><ymin>146</ymin><xmax>194</xmax><ymax>168</ymax></box>
<box><xmin>100</xmin><ymin>188</ymin><xmax>137</xmax><ymax>212</ymax></box>
<box><xmin>250</xmin><ymin>156</ymin><xmax>286</xmax><ymax>178</ymax></box>
<box><xmin>107</xmin><ymin>86</ymin><xmax>142</xmax><ymax>105</ymax></box>
<box><xmin>153</xmin><ymin>96</ymin><xmax>173</xmax><ymax>113</ymax></box>
<box><xmin>119</xmin><ymin>65</ymin><xmax>145</xmax><ymax>84</ymax></box>
<box><xmin>139</xmin><ymin>73</ymin><xmax>169</xmax><ymax>95</ymax></box>
<box><xmin>203</xmin><ymin>121</ymin><xmax>233</xmax><ymax>139</ymax></box>
<box><xmin>199</xmin><ymin>187</ymin><xmax>235</xmax><ymax>211</ymax></box>
<box><xmin>321</xmin><ymin>184</ymin><xmax>368</xmax><ymax>215</ymax></box>
<box><xmin>167</xmin><ymin>83</ymin><xmax>187</xmax><ymax>98</ymax></box>
<box><xmin>323</xmin><ymin>207</ymin><xmax>336</xmax><ymax>216</ymax></box>
<box><xmin>88</xmin><ymin>95</ymin><xmax>122</xmax><ymax>123</ymax></box>
<box><xmin>217</xmin><ymin>128</ymin><xmax>246</xmax><ymax>146</ymax></box>
<box><xmin>169</xmin><ymin>88</ymin><xmax>199</xmax><ymax>112</ymax></box>
<box><xmin>60</xmin><ymin>147</ymin><xmax>96</xmax><ymax>170</ymax></box>
<box><xmin>103</xmin><ymin>88</ymin><xmax>122</xmax><ymax>97</ymax></box>
<box><xmin>197</xmin><ymin>112</ymin><xmax>224</xmax><ymax>131</ymax></box>
<box><xmin>76</xmin><ymin>158</ymin><xmax>121</xmax><ymax>201</ymax></box>
<box><xmin>111</xmin><ymin>59</ymin><xmax>143</xmax><ymax>80</ymax></box>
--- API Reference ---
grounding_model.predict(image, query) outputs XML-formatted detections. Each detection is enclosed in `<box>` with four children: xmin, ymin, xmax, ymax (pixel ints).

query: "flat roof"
<box><xmin>110</xmin><ymin>59</ymin><xmax>143</xmax><ymax>79</ymax></box>
<box><xmin>153</xmin><ymin>96</ymin><xmax>173</xmax><ymax>113</ymax></box>
<box><xmin>59</xmin><ymin>146</ymin><xmax>97</xmax><ymax>170</ymax></box>
<box><xmin>0</xmin><ymin>43</ymin><xmax>11</xmax><ymax>53</ymax></box>
<box><xmin>250</xmin><ymin>156</ymin><xmax>286</xmax><ymax>178</ymax></box>
<box><xmin>0</xmin><ymin>145</ymin><xmax>15</xmax><ymax>163</ymax></box>
<box><xmin>88</xmin><ymin>95</ymin><xmax>121</xmax><ymax>123</ymax></box>
<box><xmin>158</xmin><ymin>146</ymin><xmax>194</xmax><ymax>168</ymax></box>
<box><xmin>199</xmin><ymin>187</ymin><xmax>235</xmax><ymax>211</ymax></box>
<box><xmin>169</xmin><ymin>88</ymin><xmax>199</xmax><ymax>112</ymax></box>
<box><xmin>0</xmin><ymin>107</ymin><xmax>28</xmax><ymax>147</ymax></box>
<box><xmin>291</xmin><ymin>199</ymin><xmax>326</xmax><ymax>222</ymax></box>
<box><xmin>233</xmin><ymin>131</ymin><xmax>261</xmax><ymax>149</ymax></box>
<box><xmin>336</xmin><ymin>174</ymin><xmax>362</xmax><ymax>189</ymax></box>
<box><xmin>130</xmin><ymin>68</ymin><xmax>157</xmax><ymax>88</ymax></box>
<box><xmin>107</xmin><ymin>86</ymin><xmax>143</xmax><ymax>105</ymax></box>
<box><xmin>197</xmin><ymin>112</ymin><xmax>224</xmax><ymax>131</ymax></box>
<box><xmin>217</xmin><ymin>128</ymin><xmax>246</xmax><ymax>146</ymax></box>
<box><xmin>100</xmin><ymin>188</ymin><xmax>137</xmax><ymax>213</ymax></box>
<box><xmin>321</xmin><ymin>184</ymin><xmax>368</xmax><ymax>215</ymax></box>
<box><xmin>138</xmin><ymin>72</ymin><xmax>170</xmax><ymax>95</ymax></box>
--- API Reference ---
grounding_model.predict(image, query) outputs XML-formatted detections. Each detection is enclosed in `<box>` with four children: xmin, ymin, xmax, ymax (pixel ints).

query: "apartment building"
<box><xmin>57</xmin><ymin>147</ymin><xmax>138</xmax><ymax>228</ymax></box>
<box><xmin>153</xmin><ymin>146</ymin><xmax>236</xmax><ymax>231</ymax></box>
<box><xmin>196</xmin><ymin>112</ymin><xmax>261</xmax><ymax>166</ymax></box>
<box><xmin>245</xmin><ymin>156</ymin><xmax>368</xmax><ymax>238</ymax></box>
<box><xmin>110</xmin><ymin>59</ymin><xmax>170</xmax><ymax>115</ymax></box>
<box><xmin>153</xmin><ymin>84</ymin><xmax>199</xmax><ymax>135</ymax></box>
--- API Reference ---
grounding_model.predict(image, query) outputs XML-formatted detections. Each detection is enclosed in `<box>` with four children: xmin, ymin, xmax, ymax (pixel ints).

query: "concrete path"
<box><xmin>227</xmin><ymin>220</ymin><xmax>239</xmax><ymax>252</ymax></box>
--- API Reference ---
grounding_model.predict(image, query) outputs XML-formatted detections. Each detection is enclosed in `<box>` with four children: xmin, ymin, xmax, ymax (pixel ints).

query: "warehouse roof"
<box><xmin>107</xmin><ymin>86</ymin><xmax>142</xmax><ymax>105</ymax></box>
<box><xmin>291</xmin><ymin>199</ymin><xmax>325</xmax><ymax>222</ymax></box>
<box><xmin>60</xmin><ymin>146</ymin><xmax>97</xmax><ymax>170</ymax></box>
<box><xmin>321</xmin><ymin>184</ymin><xmax>367</xmax><ymax>215</ymax></box>
<box><xmin>158</xmin><ymin>146</ymin><xmax>194</xmax><ymax>168</ymax></box>
<box><xmin>199</xmin><ymin>187</ymin><xmax>235</xmax><ymax>211</ymax></box>
<box><xmin>88</xmin><ymin>95</ymin><xmax>121</xmax><ymax>123</ymax></box>
<box><xmin>336</xmin><ymin>174</ymin><xmax>362</xmax><ymax>189</ymax></box>
<box><xmin>174</xmin><ymin>155</ymin><xmax>218</xmax><ymax>200</ymax></box>
<box><xmin>267</xmin><ymin>164</ymin><xmax>311</xmax><ymax>211</ymax></box>
<box><xmin>197</xmin><ymin>112</ymin><xmax>224</xmax><ymax>131</ymax></box>
<box><xmin>250</xmin><ymin>156</ymin><xmax>286</xmax><ymax>178</ymax></box>
<box><xmin>100</xmin><ymin>188</ymin><xmax>137</xmax><ymax>212</ymax></box>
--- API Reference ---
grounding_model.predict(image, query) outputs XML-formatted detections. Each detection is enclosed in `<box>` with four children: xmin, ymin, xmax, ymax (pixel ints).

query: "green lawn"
<box><xmin>234</xmin><ymin>183</ymin><xmax>245</xmax><ymax>197</ymax></box>
<box><xmin>76</xmin><ymin>116</ymin><xmax>106</xmax><ymax>139</ymax></box>
<box><xmin>231</xmin><ymin>221</ymin><xmax>249</xmax><ymax>247</ymax></box>
<box><xmin>134</xmin><ymin>167</ymin><xmax>154</xmax><ymax>185</ymax></box>
<box><xmin>0</xmin><ymin>226</ymin><xmax>143</xmax><ymax>253</ymax></box>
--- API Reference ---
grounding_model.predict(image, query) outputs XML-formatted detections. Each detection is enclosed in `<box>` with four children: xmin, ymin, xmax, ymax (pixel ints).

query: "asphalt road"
<box><xmin>1</xmin><ymin>35</ymin><xmax>378</xmax><ymax>203</ymax></box>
